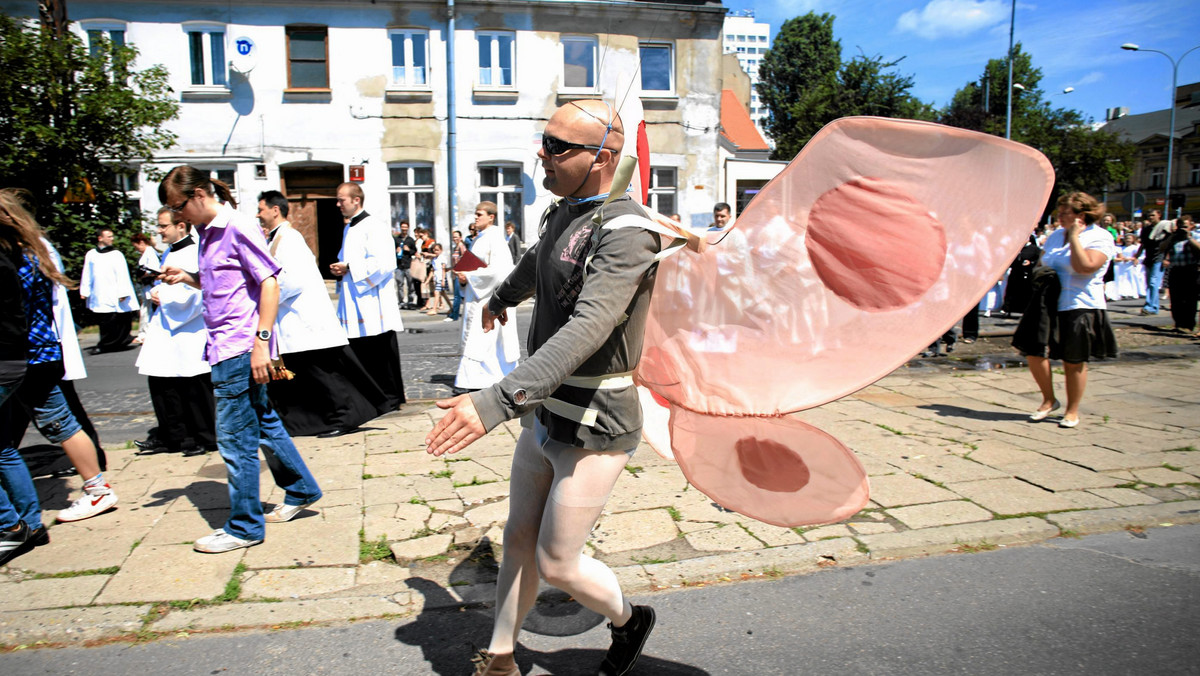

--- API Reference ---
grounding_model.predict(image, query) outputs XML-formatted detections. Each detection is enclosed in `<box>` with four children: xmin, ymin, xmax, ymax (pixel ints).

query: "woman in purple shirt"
<box><xmin>158</xmin><ymin>166</ymin><xmax>322</xmax><ymax>554</ymax></box>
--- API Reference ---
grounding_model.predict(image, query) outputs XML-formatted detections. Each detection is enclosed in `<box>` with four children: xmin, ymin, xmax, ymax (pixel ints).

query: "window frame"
<box><xmin>476</xmin><ymin>30</ymin><xmax>516</xmax><ymax>90</ymax></box>
<box><xmin>388</xmin><ymin>162</ymin><xmax>437</xmax><ymax>233</ymax></box>
<box><xmin>80</xmin><ymin>19</ymin><xmax>126</xmax><ymax>58</ymax></box>
<box><xmin>388</xmin><ymin>28</ymin><xmax>431</xmax><ymax>91</ymax></box>
<box><xmin>181</xmin><ymin>22</ymin><xmax>229</xmax><ymax>95</ymax></box>
<box><xmin>561</xmin><ymin>35</ymin><xmax>598</xmax><ymax>93</ymax></box>
<box><xmin>647</xmin><ymin>166</ymin><xmax>678</xmax><ymax>216</ymax></box>
<box><xmin>638</xmin><ymin>41</ymin><xmax>675</xmax><ymax>97</ymax></box>
<box><xmin>1150</xmin><ymin>166</ymin><xmax>1164</xmax><ymax>190</ymax></box>
<box><xmin>477</xmin><ymin>162</ymin><xmax>525</xmax><ymax>239</ymax></box>
<box><xmin>285</xmin><ymin>25</ymin><xmax>330</xmax><ymax>92</ymax></box>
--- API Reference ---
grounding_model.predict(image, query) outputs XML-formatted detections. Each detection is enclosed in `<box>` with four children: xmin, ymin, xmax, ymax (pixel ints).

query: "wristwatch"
<box><xmin>256</xmin><ymin>329</ymin><xmax>272</xmax><ymax>341</ymax></box>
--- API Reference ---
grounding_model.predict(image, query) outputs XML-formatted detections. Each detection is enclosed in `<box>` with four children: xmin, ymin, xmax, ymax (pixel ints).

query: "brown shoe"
<box><xmin>472</xmin><ymin>648</ymin><xmax>519</xmax><ymax>676</ymax></box>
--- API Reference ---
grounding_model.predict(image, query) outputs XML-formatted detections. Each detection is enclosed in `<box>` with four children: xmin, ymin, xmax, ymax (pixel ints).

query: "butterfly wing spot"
<box><xmin>735</xmin><ymin>436</ymin><xmax>811</xmax><ymax>493</ymax></box>
<box><xmin>806</xmin><ymin>176</ymin><xmax>947</xmax><ymax>312</ymax></box>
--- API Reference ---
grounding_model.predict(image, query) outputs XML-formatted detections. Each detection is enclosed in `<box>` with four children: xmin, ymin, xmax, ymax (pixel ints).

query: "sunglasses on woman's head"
<box><xmin>541</xmin><ymin>134</ymin><xmax>611</xmax><ymax>156</ymax></box>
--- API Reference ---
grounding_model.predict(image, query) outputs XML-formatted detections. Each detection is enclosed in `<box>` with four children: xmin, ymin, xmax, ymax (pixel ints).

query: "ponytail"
<box><xmin>210</xmin><ymin>177</ymin><xmax>238</xmax><ymax>209</ymax></box>
<box><xmin>159</xmin><ymin>165</ymin><xmax>238</xmax><ymax>209</ymax></box>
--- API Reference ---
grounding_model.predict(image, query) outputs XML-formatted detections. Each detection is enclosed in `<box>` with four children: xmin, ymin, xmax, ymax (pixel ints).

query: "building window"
<box><xmin>479</xmin><ymin>163</ymin><xmax>524</xmax><ymax>238</ymax></box>
<box><xmin>184</xmin><ymin>23</ymin><xmax>227</xmax><ymax>88</ymax></box>
<box><xmin>286</xmin><ymin>26</ymin><xmax>329</xmax><ymax>89</ymax></box>
<box><xmin>390</xmin><ymin>29</ymin><xmax>429</xmax><ymax>88</ymax></box>
<box><xmin>1150</xmin><ymin>167</ymin><xmax>1164</xmax><ymax>190</ymax></box>
<box><xmin>84</xmin><ymin>24</ymin><xmax>125</xmax><ymax>58</ymax></box>
<box><xmin>639</xmin><ymin>42</ymin><xmax>673</xmax><ymax>95</ymax></box>
<box><xmin>389</xmin><ymin>164</ymin><xmax>435</xmax><ymax>231</ymax></box>
<box><xmin>1190</xmin><ymin>163</ymin><xmax>1199</xmax><ymax>186</ymax></box>
<box><xmin>562</xmin><ymin>36</ymin><xmax>597</xmax><ymax>90</ymax></box>
<box><xmin>648</xmin><ymin>167</ymin><xmax>677</xmax><ymax>216</ymax></box>
<box><xmin>477</xmin><ymin>31</ymin><xmax>514</xmax><ymax>88</ymax></box>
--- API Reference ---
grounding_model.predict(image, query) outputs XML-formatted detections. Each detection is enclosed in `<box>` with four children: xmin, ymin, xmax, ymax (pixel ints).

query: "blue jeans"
<box><xmin>211</xmin><ymin>352</ymin><xmax>321</xmax><ymax>541</ymax></box>
<box><xmin>0</xmin><ymin>375</ymin><xmax>43</xmax><ymax>531</ymax></box>
<box><xmin>448</xmin><ymin>277</ymin><xmax>464</xmax><ymax>320</ymax></box>
<box><xmin>1144</xmin><ymin>260</ymin><xmax>1164</xmax><ymax>313</ymax></box>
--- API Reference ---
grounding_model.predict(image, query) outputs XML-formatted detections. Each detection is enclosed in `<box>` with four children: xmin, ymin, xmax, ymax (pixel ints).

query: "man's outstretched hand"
<box><xmin>481</xmin><ymin>305</ymin><xmax>507</xmax><ymax>333</ymax></box>
<box><xmin>425</xmin><ymin>394</ymin><xmax>486</xmax><ymax>456</ymax></box>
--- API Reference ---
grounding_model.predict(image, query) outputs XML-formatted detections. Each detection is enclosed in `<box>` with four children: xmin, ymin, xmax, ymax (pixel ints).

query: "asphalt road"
<box><xmin>2</xmin><ymin>525</ymin><xmax>1196</xmax><ymax>675</ymax></box>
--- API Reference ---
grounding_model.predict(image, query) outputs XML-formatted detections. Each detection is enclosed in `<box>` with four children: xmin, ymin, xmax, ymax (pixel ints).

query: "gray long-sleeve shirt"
<box><xmin>470</xmin><ymin>196</ymin><xmax>661</xmax><ymax>451</ymax></box>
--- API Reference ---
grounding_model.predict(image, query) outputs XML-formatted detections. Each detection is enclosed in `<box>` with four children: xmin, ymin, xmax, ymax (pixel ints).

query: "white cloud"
<box><xmin>894</xmin><ymin>0</ymin><xmax>1009</xmax><ymax>40</ymax></box>
<box><xmin>1072</xmin><ymin>71</ymin><xmax>1105</xmax><ymax>87</ymax></box>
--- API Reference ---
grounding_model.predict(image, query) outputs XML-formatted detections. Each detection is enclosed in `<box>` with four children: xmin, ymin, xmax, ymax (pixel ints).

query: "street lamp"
<box><xmin>1121</xmin><ymin>42</ymin><xmax>1200</xmax><ymax>214</ymax></box>
<box><xmin>1004</xmin><ymin>0</ymin><xmax>1016</xmax><ymax>139</ymax></box>
<box><xmin>1058</xmin><ymin>87</ymin><xmax>1075</xmax><ymax>95</ymax></box>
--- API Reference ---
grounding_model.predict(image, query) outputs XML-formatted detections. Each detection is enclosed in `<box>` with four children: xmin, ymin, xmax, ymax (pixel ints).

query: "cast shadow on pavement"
<box><xmin>918</xmin><ymin>404</ymin><xmax>1028</xmax><ymax>422</ymax></box>
<box><xmin>395</xmin><ymin>539</ymin><xmax>708</xmax><ymax>675</ymax></box>
<box><xmin>143</xmin><ymin>480</ymin><xmax>230</xmax><ymax>529</ymax></box>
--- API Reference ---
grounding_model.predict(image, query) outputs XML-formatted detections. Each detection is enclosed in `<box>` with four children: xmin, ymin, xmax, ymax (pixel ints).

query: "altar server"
<box><xmin>134</xmin><ymin>207</ymin><xmax>215</xmax><ymax>456</ymax></box>
<box><xmin>331</xmin><ymin>183</ymin><xmax>406</xmax><ymax>410</ymax></box>
<box><xmin>79</xmin><ymin>227</ymin><xmax>139</xmax><ymax>353</ymax></box>
<box><xmin>257</xmin><ymin>191</ymin><xmax>386</xmax><ymax>438</ymax></box>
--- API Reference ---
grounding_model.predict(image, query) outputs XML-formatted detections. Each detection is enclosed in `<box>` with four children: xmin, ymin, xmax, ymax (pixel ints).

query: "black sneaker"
<box><xmin>0</xmin><ymin>521</ymin><xmax>31</xmax><ymax>567</ymax></box>
<box><xmin>599</xmin><ymin>605</ymin><xmax>656</xmax><ymax>676</ymax></box>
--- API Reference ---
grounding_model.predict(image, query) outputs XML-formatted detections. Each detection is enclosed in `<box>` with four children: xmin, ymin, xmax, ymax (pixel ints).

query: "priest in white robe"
<box><xmin>455</xmin><ymin>201</ymin><xmax>520</xmax><ymax>390</ymax></box>
<box><xmin>80</xmin><ymin>226</ymin><xmax>139</xmax><ymax>353</ymax></box>
<box><xmin>332</xmin><ymin>183</ymin><xmax>406</xmax><ymax>410</ymax></box>
<box><xmin>257</xmin><ymin>191</ymin><xmax>388</xmax><ymax>438</ymax></box>
<box><xmin>134</xmin><ymin>208</ymin><xmax>215</xmax><ymax>456</ymax></box>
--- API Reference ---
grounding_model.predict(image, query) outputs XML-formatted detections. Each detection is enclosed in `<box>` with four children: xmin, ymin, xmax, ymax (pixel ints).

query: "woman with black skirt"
<box><xmin>1017</xmin><ymin>192</ymin><xmax>1118</xmax><ymax>428</ymax></box>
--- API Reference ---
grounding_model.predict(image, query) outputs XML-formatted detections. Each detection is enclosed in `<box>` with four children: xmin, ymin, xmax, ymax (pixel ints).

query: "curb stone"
<box><xmin>148</xmin><ymin>596</ymin><xmax>413</xmax><ymax>633</ymax></box>
<box><xmin>857</xmin><ymin>517</ymin><xmax>1061</xmax><ymax>559</ymax></box>
<box><xmin>1044</xmin><ymin>500</ymin><xmax>1200</xmax><ymax>534</ymax></box>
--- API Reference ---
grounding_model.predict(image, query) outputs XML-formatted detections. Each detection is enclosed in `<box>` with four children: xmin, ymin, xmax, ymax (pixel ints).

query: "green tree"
<box><xmin>757</xmin><ymin>12</ymin><xmax>934</xmax><ymax>160</ymax></box>
<box><xmin>0</xmin><ymin>12</ymin><xmax>178</xmax><ymax>274</ymax></box>
<box><xmin>756</xmin><ymin>12</ymin><xmax>841</xmax><ymax>160</ymax></box>
<box><xmin>940</xmin><ymin>44</ymin><xmax>1134</xmax><ymax>215</ymax></box>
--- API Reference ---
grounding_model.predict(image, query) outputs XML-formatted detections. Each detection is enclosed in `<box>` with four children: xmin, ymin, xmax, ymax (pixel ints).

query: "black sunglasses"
<box><xmin>541</xmin><ymin>134</ymin><xmax>611</xmax><ymax>156</ymax></box>
<box><xmin>167</xmin><ymin>194</ymin><xmax>191</xmax><ymax>213</ymax></box>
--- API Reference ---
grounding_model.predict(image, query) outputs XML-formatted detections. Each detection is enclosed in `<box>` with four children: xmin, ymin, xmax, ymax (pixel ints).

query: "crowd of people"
<box><xmin>2</xmin><ymin>98</ymin><xmax>663</xmax><ymax>675</ymax></box>
<box><xmin>1005</xmin><ymin>198</ymin><xmax>1198</xmax><ymax>429</ymax></box>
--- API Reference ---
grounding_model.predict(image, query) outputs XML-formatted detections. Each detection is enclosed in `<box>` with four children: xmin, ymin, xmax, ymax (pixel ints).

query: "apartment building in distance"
<box><xmin>1100</xmin><ymin>82</ymin><xmax>1200</xmax><ymax>218</ymax></box>
<box><xmin>721</xmin><ymin>9</ymin><xmax>770</xmax><ymax>138</ymax></box>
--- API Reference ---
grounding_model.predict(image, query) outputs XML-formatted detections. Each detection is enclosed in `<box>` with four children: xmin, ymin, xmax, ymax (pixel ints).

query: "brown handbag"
<box><xmin>409</xmin><ymin>257</ymin><xmax>427</xmax><ymax>282</ymax></box>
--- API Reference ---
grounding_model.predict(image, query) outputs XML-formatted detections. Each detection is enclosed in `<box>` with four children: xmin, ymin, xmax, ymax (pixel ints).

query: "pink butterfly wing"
<box><xmin>635</xmin><ymin>117</ymin><xmax>1054</xmax><ymax>526</ymax></box>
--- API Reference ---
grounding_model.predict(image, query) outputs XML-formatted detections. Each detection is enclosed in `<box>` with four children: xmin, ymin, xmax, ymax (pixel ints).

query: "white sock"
<box><xmin>83</xmin><ymin>473</ymin><xmax>109</xmax><ymax>492</ymax></box>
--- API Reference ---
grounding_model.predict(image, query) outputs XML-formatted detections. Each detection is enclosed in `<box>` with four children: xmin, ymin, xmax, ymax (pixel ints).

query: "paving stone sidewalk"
<box><xmin>2</xmin><ymin>356</ymin><xmax>1198</xmax><ymax>649</ymax></box>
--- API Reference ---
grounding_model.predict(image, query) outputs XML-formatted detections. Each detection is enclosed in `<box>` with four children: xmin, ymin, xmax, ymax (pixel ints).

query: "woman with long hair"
<box><xmin>0</xmin><ymin>190</ymin><xmax>119</xmax><ymax>528</ymax></box>
<box><xmin>1020</xmin><ymin>192</ymin><xmax>1118</xmax><ymax>428</ymax></box>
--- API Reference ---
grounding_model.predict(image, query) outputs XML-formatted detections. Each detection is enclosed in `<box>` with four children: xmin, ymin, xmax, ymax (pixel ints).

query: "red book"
<box><xmin>453</xmin><ymin>249</ymin><xmax>487</xmax><ymax>272</ymax></box>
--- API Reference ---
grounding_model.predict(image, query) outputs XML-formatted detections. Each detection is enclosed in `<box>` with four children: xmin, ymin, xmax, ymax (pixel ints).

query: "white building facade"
<box><xmin>4</xmin><ymin>0</ymin><xmax>728</xmax><ymax>266</ymax></box>
<box><xmin>722</xmin><ymin>10</ymin><xmax>770</xmax><ymax>137</ymax></box>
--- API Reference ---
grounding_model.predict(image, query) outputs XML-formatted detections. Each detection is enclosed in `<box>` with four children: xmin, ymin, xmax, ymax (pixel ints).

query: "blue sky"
<box><xmin>722</xmin><ymin>0</ymin><xmax>1200</xmax><ymax>123</ymax></box>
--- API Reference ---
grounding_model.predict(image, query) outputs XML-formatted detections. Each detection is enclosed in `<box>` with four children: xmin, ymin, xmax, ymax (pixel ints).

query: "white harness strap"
<box><xmin>562</xmin><ymin>371</ymin><xmax>635</xmax><ymax>390</ymax></box>
<box><xmin>543</xmin><ymin>398</ymin><xmax>599</xmax><ymax>427</ymax></box>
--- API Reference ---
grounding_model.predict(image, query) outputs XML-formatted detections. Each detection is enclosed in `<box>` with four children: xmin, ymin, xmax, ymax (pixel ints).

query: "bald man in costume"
<box><xmin>427</xmin><ymin>99</ymin><xmax>661</xmax><ymax>676</ymax></box>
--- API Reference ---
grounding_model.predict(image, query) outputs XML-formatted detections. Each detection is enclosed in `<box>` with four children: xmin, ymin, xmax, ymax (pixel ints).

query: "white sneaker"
<box><xmin>193</xmin><ymin>529</ymin><xmax>262</xmax><ymax>553</ymax></box>
<box><xmin>56</xmin><ymin>486</ymin><xmax>118</xmax><ymax>522</ymax></box>
<box><xmin>264</xmin><ymin>500</ymin><xmax>319</xmax><ymax>523</ymax></box>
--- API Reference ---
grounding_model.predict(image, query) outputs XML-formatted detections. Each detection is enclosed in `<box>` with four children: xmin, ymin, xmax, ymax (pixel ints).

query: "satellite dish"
<box><xmin>230</xmin><ymin>36</ymin><xmax>257</xmax><ymax>74</ymax></box>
